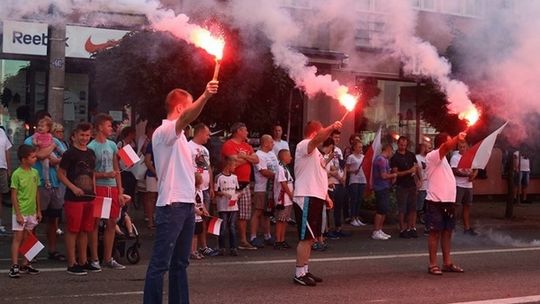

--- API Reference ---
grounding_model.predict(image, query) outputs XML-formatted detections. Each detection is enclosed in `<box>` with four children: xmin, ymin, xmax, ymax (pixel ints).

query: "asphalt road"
<box><xmin>1</xmin><ymin>201</ymin><xmax>540</xmax><ymax>304</ymax></box>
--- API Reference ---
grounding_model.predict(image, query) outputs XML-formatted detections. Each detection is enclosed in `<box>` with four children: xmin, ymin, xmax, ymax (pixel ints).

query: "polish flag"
<box><xmin>118</xmin><ymin>144</ymin><xmax>140</xmax><ymax>168</ymax></box>
<box><xmin>207</xmin><ymin>217</ymin><xmax>223</xmax><ymax>236</ymax></box>
<box><xmin>93</xmin><ymin>196</ymin><xmax>113</xmax><ymax>219</ymax></box>
<box><xmin>362</xmin><ymin>126</ymin><xmax>382</xmax><ymax>191</ymax></box>
<box><xmin>19</xmin><ymin>232</ymin><xmax>44</xmax><ymax>261</ymax></box>
<box><xmin>458</xmin><ymin>122</ymin><xmax>508</xmax><ymax>169</ymax></box>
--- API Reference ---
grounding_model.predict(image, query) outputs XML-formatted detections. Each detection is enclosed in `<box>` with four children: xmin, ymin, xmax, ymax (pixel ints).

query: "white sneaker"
<box><xmin>350</xmin><ymin>219</ymin><xmax>361</xmax><ymax>227</ymax></box>
<box><xmin>56</xmin><ymin>228</ymin><xmax>64</xmax><ymax>236</ymax></box>
<box><xmin>380</xmin><ymin>230</ymin><xmax>391</xmax><ymax>238</ymax></box>
<box><xmin>90</xmin><ymin>260</ymin><xmax>101</xmax><ymax>271</ymax></box>
<box><xmin>0</xmin><ymin>225</ymin><xmax>7</xmax><ymax>234</ymax></box>
<box><xmin>104</xmin><ymin>258</ymin><xmax>125</xmax><ymax>270</ymax></box>
<box><xmin>371</xmin><ymin>230</ymin><xmax>389</xmax><ymax>240</ymax></box>
<box><xmin>355</xmin><ymin>219</ymin><xmax>367</xmax><ymax>226</ymax></box>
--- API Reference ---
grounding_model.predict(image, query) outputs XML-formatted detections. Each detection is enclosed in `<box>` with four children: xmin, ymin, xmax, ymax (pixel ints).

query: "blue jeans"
<box><xmin>348</xmin><ymin>183</ymin><xmax>366</xmax><ymax>218</ymax></box>
<box><xmin>218</xmin><ymin>211</ymin><xmax>238</xmax><ymax>249</ymax></box>
<box><xmin>143</xmin><ymin>203</ymin><xmax>195</xmax><ymax>304</ymax></box>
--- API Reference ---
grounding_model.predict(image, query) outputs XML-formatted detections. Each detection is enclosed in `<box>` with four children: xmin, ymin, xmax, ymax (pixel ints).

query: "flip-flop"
<box><xmin>428</xmin><ymin>265</ymin><xmax>442</xmax><ymax>275</ymax></box>
<box><xmin>442</xmin><ymin>264</ymin><xmax>464</xmax><ymax>273</ymax></box>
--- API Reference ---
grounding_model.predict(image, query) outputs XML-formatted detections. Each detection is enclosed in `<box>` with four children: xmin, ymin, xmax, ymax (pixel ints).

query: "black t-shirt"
<box><xmin>390</xmin><ymin>151</ymin><xmax>417</xmax><ymax>188</ymax></box>
<box><xmin>59</xmin><ymin>146</ymin><xmax>96</xmax><ymax>202</ymax></box>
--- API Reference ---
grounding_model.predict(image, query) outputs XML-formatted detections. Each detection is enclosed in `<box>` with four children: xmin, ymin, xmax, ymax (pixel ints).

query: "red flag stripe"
<box><xmin>118</xmin><ymin>145</ymin><xmax>140</xmax><ymax>167</ymax></box>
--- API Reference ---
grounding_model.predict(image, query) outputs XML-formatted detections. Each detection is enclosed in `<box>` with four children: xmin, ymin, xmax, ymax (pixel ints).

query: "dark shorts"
<box><xmin>396</xmin><ymin>185</ymin><xmax>417</xmax><ymax>214</ymax></box>
<box><xmin>375</xmin><ymin>188</ymin><xmax>391</xmax><ymax>215</ymax></box>
<box><xmin>194</xmin><ymin>221</ymin><xmax>203</xmax><ymax>235</ymax></box>
<box><xmin>39</xmin><ymin>187</ymin><xmax>64</xmax><ymax>218</ymax></box>
<box><xmin>514</xmin><ymin>171</ymin><xmax>530</xmax><ymax>186</ymax></box>
<box><xmin>0</xmin><ymin>168</ymin><xmax>9</xmax><ymax>194</ymax></box>
<box><xmin>425</xmin><ymin>201</ymin><xmax>456</xmax><ymax>232</ymax></box>
<box><xmin>456</xmin><ymin>187</ymin><xmax>473</xmax><ymax>205</ymax></box>
<box><xmin>293</xmin><ymin>197</ymin><xmax>324</xmax><ymax>241</ymax></box>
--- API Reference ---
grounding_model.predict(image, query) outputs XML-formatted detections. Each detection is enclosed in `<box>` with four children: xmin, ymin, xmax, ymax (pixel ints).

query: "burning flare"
<box><xmin>339</xmin><ymin>93</ymin><xmax>358</xmax><ymax>112</ymax></box>
<box><xmin>459</xmin><ymin>106</ymin><xmax>480</xmax><ymax>127</ymax></box>
<box><xmin>190</xmin><ymin>28</ymin><xmax>225</xmax><ymax>60</ymax></box>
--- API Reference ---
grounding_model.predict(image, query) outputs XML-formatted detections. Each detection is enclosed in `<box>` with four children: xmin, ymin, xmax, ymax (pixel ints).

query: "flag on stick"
<box><xmin>118</xmin><ymin>144</ymin><xmax>140</xmax><ymax>168</ymax></box>
<box><xmin>19</xmin><ymin>232</ymin><xmax>44</xmax><ymax>261</ymax></box>
<box><xmin>207</xmin><ymin>217</ymin><xmax>223</xmax><ymax>236</ymax></box>
<box><xmin>93</xmin><ymin>196</ymin><xmax>112</xmax><ymax>219</ymax></box>
<box><xmin>458</xmin><ymin>122</ymin><xmax>508</xmax><ymax>169</ymax></box>
<box><xmin>362</xmin><ymin>126</ymin><xmax>382</xmax><ymax>191</ymax></box>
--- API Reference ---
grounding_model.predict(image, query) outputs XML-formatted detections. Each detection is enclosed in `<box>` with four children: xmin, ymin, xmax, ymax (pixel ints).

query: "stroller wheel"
<box><xmin>126</xmin><ymin>246</ymin><xmax>140</xmax><ymax>264</ymax></box>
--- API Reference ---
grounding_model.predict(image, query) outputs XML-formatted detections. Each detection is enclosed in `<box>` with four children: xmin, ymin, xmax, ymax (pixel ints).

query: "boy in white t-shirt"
<box><xmin>214</xmin><ymin>157</ymin><xmax>240</xmax><ymax>256</ymax></box>
<box><xmin>450</xmin><ymin>142</ymin><xmax>478</xmax><ymax>236</ymax></box>
<box><xmin>273</xmin><ymin>149</ymin><xmax>294</xmax><ymax>250</ymax></box>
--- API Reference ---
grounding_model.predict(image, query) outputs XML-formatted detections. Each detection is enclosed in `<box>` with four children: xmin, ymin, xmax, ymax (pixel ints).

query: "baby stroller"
<box><xmin>97</xmin><ymin>220</ymin><xmax>141</xmax><ymax>264</ymax></box>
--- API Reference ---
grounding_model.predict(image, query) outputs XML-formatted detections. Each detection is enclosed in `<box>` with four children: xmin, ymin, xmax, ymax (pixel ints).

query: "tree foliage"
<box><xmin>93</xmin><ymin>29</ymin><xmax>294</xmax><ymax>133</ymax></box>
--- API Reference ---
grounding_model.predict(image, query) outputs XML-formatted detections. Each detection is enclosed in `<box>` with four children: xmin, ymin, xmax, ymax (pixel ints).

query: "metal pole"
<box><xmin>47</xmin><ymin>23</ymin><xmax>66</xmax><ymax>122</ymax></box>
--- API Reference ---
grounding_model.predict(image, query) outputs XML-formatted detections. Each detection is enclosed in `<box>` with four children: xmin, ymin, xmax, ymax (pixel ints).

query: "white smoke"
<box><xmin>378</xmin><ymin>0</ymin><xmax>474</xmax><ymax>115</ymax></box>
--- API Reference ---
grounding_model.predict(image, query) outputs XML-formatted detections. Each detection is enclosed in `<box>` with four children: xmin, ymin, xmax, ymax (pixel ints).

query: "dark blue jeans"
<box><xmin>348</xmin><ymin>183</ymin><xmax>366</xmax><ymax>218</ymax></box>
<box><xmin>218</xmin><ymin>211</ymin><xmax>238</xmax><ymax>249</ymax></box>
<box><xmin>143</xmin><ymin>203</ymin><xmax>195</xmax><ymax>304</ymax></box>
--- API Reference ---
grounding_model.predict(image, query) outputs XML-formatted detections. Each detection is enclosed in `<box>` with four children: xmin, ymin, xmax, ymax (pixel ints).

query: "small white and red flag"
<box><xmin>93</xmin><ymin>196</ymin><xmax>113</xmax><ymax>219</ymax></box>
<box><xmin>207</xmin><ymin>217</ymin><xmax>223</xmax><ymax>236</ymax></box>
<box><xmin>362</xmin><ymin>126</ymin><xmax>382</xmax><ymax>191</ymax></box>
<box><xmin>18</xmin><ymin>232</ymin><xmax>44</xmax><ymax>261</ymax></box>
<box><xmin>458</xmin><ymin>122</ymin><xmax>508</xmax><ymax>169</ymax></box>
<box><xmin>118</xmin><ymin>144</ymin><xmax>140</xmax><ymax>168</ymax></box>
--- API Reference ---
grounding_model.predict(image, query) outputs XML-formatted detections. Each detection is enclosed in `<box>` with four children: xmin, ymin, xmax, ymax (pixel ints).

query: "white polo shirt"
<box><xmin>153</xmin><ymin>119</ymin><xmax>195</xmax><ymax>206</ymax></box>
<box><xmin>294</xmin><ymin>139</ymin><xmax>328</xmax><ymax>200</ymax></box>
<box><xmin>272</xmin><ymin>139</ymin><xmax>289</xmax><ymax>156</ymax></box>
<box><xmin>425</xmin><ymin>149</ymin><xmax>456</xmax><ymax>203</ymax></box>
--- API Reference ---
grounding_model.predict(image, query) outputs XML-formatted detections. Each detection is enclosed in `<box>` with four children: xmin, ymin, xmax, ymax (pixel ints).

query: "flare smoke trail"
<box><xmin>379</xmin><ymin>0</ymin><xmax>474</xmax><ymax>116</ymax></box>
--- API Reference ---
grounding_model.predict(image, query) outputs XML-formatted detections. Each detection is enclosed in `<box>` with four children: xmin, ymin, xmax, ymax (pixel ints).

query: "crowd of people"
<box><xmin>1</xmin><ymin>80</ymin><xmax>529</xmax><ymax>302</ymax></box>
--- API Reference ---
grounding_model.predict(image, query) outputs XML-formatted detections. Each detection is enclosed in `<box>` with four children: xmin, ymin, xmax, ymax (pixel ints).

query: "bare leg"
<box><xmin>399</xmin><ymin>212</ymin><xmax>405</xmax><ymax>231</ymax></box>
<box><xmin>103</xmin><ymin>218</ymin><xmax>116</xmax><ymax>262</ymax></box>
<box><xmin>65</xmin><ymin>231</ymin><xmax>78</xmax><ymax>266</ymax></box>
<box><xmin>250</xmin><ymin>209</ymin><xmax>262</xmax><ymax>240</ymax></box>
<box><xmin>238</xmin><ymin>219</ymin><xmax>248</xmax><ymax>244</ymax></box>
<box><xmin>89</xmin><ymin>219</ymin><xmax>99</xmax><ymax>261</ymax></box>
<box><xmin>428</xmin><ymin>230</ymin><xmax>441</xmax><ymax>266</ymax></box>
<box><xmin>462</xmin><ymin>204</ymin><xmax>471</xmax><ymax>230</ymax></box>
<box><xmin>441</xmin><ymin>229</ymin><xmax>453</xmax><ymax>266</ymax></box>
<box><xmin>47</xmin><ymin>217</ymin><xmax>58</xmax><ymax>253</ymax></box>
<box><xmin>11</xmin><ymin>231</ymin><xmax>24</xmax><ymax>265</ymax></box>
<box><xmin>78</xmin><ymin>232</ymin><xmax>88</xmax><ymax>265</ymax></box>
<box><xmin>408</xmin><ymin>211</ymin><xmax>417</xmax><ymax>230</ymax></box>
<box><xmin>296</xmin><ymin>239</ymin><xmax>314</xmax><ymax>268</ymax></box>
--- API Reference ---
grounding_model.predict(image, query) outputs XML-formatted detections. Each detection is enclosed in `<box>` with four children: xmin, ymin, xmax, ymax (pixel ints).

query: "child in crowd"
<box><xmin>115</xmin><ymin>194</ymin><xmax>135</xmax><ymax>239</ymax></box>
<box><xmin>9</xmin><ymin>145</ymin><xmax>41</xmax><ymax>278</ymax></box>
<box><xmin>273</xmin><ymin>149</ymin><xmax>294</xmax><ymax>250</ymax></box>
<box><xmin>32</xmin><ymin>117</ymin><xmax>66</xmax><ymax>189</ymax></box>
<box><xmin>88</xmin><ymin>113</ymin><xmax>126</xmax><ymax>270</ymax></box>
<box><xmin>57</xmin><ymin>122</ymin><xmax>99</xmax><ymax>275</ymax></box>
<box><xmin>191</xmin><ymin>173</ymin><xmax>210</xmax><ymax>260</ymax></box>
<box><xmin>214</xmin><ymin>156</ymin><xmax>240</xmax><ymax>256</ymax></box>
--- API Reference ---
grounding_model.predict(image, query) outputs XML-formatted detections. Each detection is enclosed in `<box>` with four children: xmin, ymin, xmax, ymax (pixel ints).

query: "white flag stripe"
<box><xmin>120</xmin><ymin>144</ymin><xmax>140</xmax><ymax>166</ymax></box>
<box><xmin>472</xmin><ymin>122</ymin><xmax>508</xmax><ymax>169</ymax></box>
<box><xmin>209</xmin><ymin>218</ymin><xmax>222</xmax><ymax>235</ymax></box>
<box><xmin>24</xmin><ymin>242</ymin><xmax>44</xmax><ymax>261</ymax></box>
<box><xmin>100</xmin><ymin>197</ymin><xmax>112</xmax><ymax>219</ymax></box>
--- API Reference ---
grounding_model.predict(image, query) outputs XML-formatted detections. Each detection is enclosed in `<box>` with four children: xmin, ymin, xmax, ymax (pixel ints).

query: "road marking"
<box><xmin>6</xmin><ymin>291</ymin><xmax>144</xmax><ymax>301</ymax></box>
<box><xmin>451</xmin><ymin>295</ymin><xmax>540</xmax><ymax>304</ymax></box>
<box><xmin>2</xmin><ymin>246</ymin><xmax>539</xmax><ymax>273</ymax></box>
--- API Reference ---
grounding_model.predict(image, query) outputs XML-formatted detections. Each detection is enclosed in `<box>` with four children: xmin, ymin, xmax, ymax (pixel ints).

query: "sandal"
<box><xmin>48</xmin><ymin>251</ymin><xmax>66</xmax><ymax>262</ymax></box>
<box><xmin>442</xmin><ymin>264</ymin><xmax>464</xmax><ymax>273</ymax></box>
<box><xmin>428</xmin><ymin>265</ymin><xmax>443</xmax><ymax>275</ymax></box>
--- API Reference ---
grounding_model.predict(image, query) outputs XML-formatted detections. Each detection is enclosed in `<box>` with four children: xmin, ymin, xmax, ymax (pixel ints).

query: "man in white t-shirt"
<box><xmin>0</xmin><ymin>128</ymin><xmax>11</xmax><ymax>234</ymax></box>
<box><xmin>424</xmin><ymin>132</ymin><xmax>466</xmax><ymax>276</ymax></box>
<box><xmin>293</xmin><ymin>120</ymin><xmax>342</xmax><ymax>287</ymax></box>
<box><xmin>251</xmin><ymin>134</ymin><xmax>278</xmax><ymax>247</ymax></box>
<box><xmin>450</xmin><ymin>142</ymin><xmax>478</xmax><ymax>236</ymax></box>
<box><xmin>143</xmin><ymin>81</ymin><xmax>218</xmax><ymax>304</ymax></box>
<box><xmin>272</xmin><ymin>125</ymin><xmax>289</xmax><ymax>156</ymax></box>
<box><xmin>188</xmin><ymin>123</ymin><xmax>219</xmax><ymax>257</ymax></box>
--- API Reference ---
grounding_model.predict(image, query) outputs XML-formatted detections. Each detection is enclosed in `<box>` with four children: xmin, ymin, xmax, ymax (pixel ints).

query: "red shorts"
<box><xmin>65</xmin><ymin>201</ymin><xmax>95</xmax><ymax>233</ymax></box>
<box><xmin>95</xmin><ymin>186</ymin><xmax>121</xmax><ymax>219</ymax></box>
